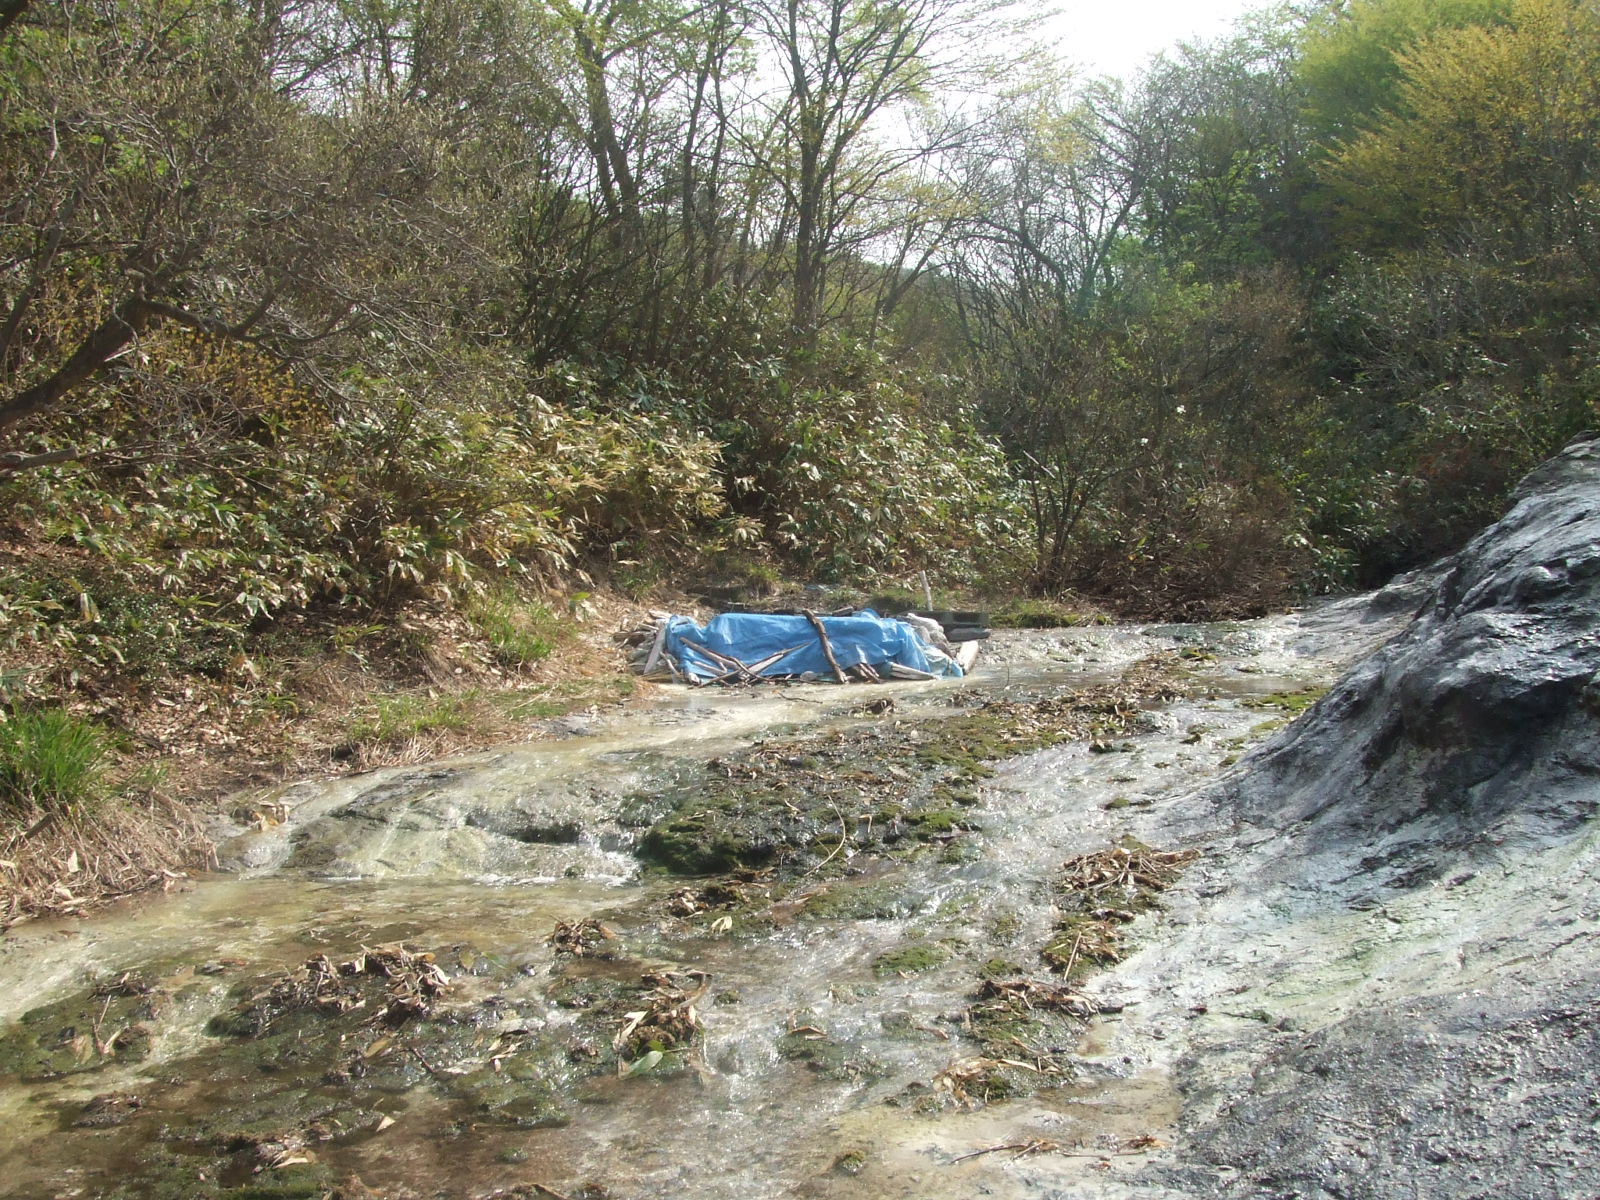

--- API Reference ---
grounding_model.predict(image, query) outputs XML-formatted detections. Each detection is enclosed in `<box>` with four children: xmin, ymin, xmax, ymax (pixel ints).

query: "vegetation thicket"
<box><xmin>1</xmin><ymin>0</ymin><xmax>1596</xmax><ymax>911</ymax></box>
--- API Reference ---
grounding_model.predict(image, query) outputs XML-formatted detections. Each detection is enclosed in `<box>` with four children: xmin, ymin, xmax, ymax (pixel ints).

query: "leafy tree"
<box><xmin>1308</xmin><ymin>0</ymin><xmax>1600</xmax><ymax>577</ymax></box>
<box><xmin>0</xmin><ymin>0</ymin><xmax>542</xmax><ymax>454</ymax></box>
<box><xmin>1296</xmin><ymin>0</ymin><xmax>1513</xmax><ymax>143</ymax></box>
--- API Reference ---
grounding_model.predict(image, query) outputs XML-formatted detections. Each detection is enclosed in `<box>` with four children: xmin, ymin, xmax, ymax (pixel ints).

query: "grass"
<box><xmin>0</xmin><ymin>707</ymin><xmax>112</xmax><ymax>820</ymax></box>
<box><xmin>340</xmin><ymin>676</ymin><xmax>638</xmax><ymax>763</ymax></box>
<box><xmin>345</xmin><ymin>692</ymin><xmax>478</xmax><ymax>747</ymax></box>
<box><xmin>991</xmin><ymin>598</ymin><xmax>1110</xmax><ymax>629</ymax></box>
<box><xmin>464</xmin><ymin>584</ymin><xmax>572</xmax><ymax>668</ymax></box>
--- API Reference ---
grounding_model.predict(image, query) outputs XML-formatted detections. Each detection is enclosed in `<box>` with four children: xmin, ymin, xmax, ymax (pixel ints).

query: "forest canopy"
<box><xmin>1</xmin><ymin>0</ymin><xmax>1596</xmax><ymax>665</ymax></box>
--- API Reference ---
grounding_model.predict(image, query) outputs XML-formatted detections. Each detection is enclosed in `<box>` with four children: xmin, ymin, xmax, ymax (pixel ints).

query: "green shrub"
<box><xmin>0</xmin><ymin>707</ymin><xmax>112</xmax><ymax>820</ymax></box>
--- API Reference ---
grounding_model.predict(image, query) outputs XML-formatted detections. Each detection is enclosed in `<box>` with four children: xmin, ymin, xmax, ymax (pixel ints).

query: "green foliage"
<box><xmin>1322</xmin><ymin>0</ymin><xmax>1600</xmax><ymax>258</ymax></box>
<box><xmin>0</xmin><ymin>707</ymin><xmax>111</xmax><ymax>819</ymax></box>
<box><xmin>344</xmin><ymin>693</ymin><xmax>476</xmax><ymax>749</ymax></box>
<box><xmin>1297</xmin><ymin>0</ymin><xmax>1514</xmax><ymax>141</ymax></box>
<box><xmin>992</xmin><ymin>600</ymin><xmax>1104</xmax><ymax>629</ymax></box>
<box><xmin>0</xmin><ymin>345</ymin><xmax>728</xmax><ymax>686</ymax></box>
<box><xmin>1</xmin><ymin>0</ymin><xmax>1594</xmax><ymax>681</ymax></box>
<box><xmin>712</xmin><ymin>345</ymin><xmax>1028</xmax><ymax>585</ymax></box>
<box><xmin>972</xmin><ymin>266</ymin><xmax>1316</xmax><ymax>613</ymax></box>
<box><xmin>464</xmin><ymin>586</ymin><xmax>571</xmax><ymax>669</ymax></box>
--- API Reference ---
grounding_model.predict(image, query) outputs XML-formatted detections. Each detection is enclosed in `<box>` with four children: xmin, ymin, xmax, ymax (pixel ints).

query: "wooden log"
<box><xmin>642</xmin><ymin>619</ymin><xmax>671</xmax><ymax>677</ymax></box>
<box><xmin>886</xmin><ymin>663</ymin><xmax>936</xmax><ymax>681</ymax></box>
<box><xmin>801</xmin><ymin>610</ymin><xmax>849</xmax><ymax>684</ymax></box>
<box><xmin>680</xmin><ymin>638</ymin><xmax>770</xmax><ymax>684</ymax></box>
<box><xmin>746</xmin><ymin>644</ymin><xmax>806</xmax><ymax>678</ymax></box>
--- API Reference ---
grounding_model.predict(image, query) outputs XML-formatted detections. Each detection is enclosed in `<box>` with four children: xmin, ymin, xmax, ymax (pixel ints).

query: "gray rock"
<box><xmin>1158</xmin><ymin>434</ymin><xmax>1600</xmax><ymax>1198</ymax></box>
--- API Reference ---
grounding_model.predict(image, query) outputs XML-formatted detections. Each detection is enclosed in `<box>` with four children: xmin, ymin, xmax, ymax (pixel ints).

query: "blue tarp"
<box><xmin>661</xmin><ymin>610</ymin><xmax>962</xmax><ymax>683</ymax></box>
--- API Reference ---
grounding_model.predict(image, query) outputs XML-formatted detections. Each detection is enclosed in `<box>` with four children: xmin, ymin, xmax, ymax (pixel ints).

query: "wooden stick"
<box><xmin>743</xmin><ymin>644</ymin><xmax>806</xmax><ymax>678</ymax></box>
<box><xmin>801</xmin><ymin>610</ymin><xmax>848</xmax><ymax>683</ymax></box>
<box><xmin>680</xmin><ymin>639</ymin><xmax>756</xmax><ymax>682</ymax></box>
<box><xmin>642</xmin><ymin>619</ymin><xmax>671</xmax><ymax>676</ymax></box>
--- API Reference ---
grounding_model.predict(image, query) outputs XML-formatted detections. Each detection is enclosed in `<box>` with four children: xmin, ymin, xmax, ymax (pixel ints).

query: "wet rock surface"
<box><xmin>1</xmin><ymin>440</ymin><xmax>1597</xmax><ymax>1199</ymax></box>
<box><xmin>1101</xmin><ymin>436</ymin><xmax>1600</xmax><ymax>1199</ymax></box>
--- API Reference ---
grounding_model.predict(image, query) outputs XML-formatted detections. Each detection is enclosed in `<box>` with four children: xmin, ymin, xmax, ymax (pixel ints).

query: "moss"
<box><xmin>872</xmin><ymin>942</ymin><xmax>951</xmax><ymax>978</ymax></box>
<box><xmin>989</xmin><ymin>911</ymin><xmax>1022</xmax><ymax>941</ymax></box>
<box><xmin>802</xmin><ymin>877</ymin><xmax>918</xmax><ymax>920</ymax></box>
<box><xmin>0</xmin><ymin>987</ymin><xmax>160</xmax><ymax>1080</ymax></box>
<box><xmin>832</xmin><ymin>1148</ymin><xmax>869</xmax><ymax>1175</ymax></box>
<box><xmin>633</xmin><ymin>658</ymin><xmax>1188</xmax><ymax>885</ymax></box>
<box><xmin>638</xmin><ymin>819</ymin><xmax>777</xmax><ymax>874</ymax></box>
<box><xmin>931</xmin><ymin>782</ymin><xmax>982</xmax><ymax>807</ymax></box>
<box><xmin>933</xmin><ymin>887</ymin><xmax>984</xmax><ymax>918</ymax></box>
<box><xmin>223</xmin><ymin>1164</ymin><xmax>337</xmax><ymax>1199</ymax></box>
<box><xmin>907</xmin><ymin>808</ymin><xmax>969</xmax><ymax>836</ymax></box>
<box><xmin>455</xmin><ymin>1071</ymin><xmax>572</xmax><ymax>1129</ymax></box>
<box><xmin>1241</xmin><ymin>688</ymin><xmax>1327</xmax><ymax>715</ymax></box>
<box><xmin>1041</xmin><ymin>914</ymin><xmax>1127</xmax><ymax>981</ymax></box>
<box><xmin>776</xmin><ymin>1030</ymin><xmax>885</xmax><ymax>1082</ymax></box>
<box><xmin>939</xmin><ymin>840</ymin><xmax>982</xmax><ymax>865</ymax></box>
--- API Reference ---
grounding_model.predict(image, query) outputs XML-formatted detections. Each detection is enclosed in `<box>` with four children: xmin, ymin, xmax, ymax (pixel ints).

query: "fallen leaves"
<box><xmin>612</xmin><ymin>970</ymin><xmax>709</xmax><ymax>1073</ymax></box>
<box><xmin>247</xmin><ymin>944</ymin><xmax>451</xmax><ymax>1032</ymax></box>
<box><xmin>548</xmin><ymin>918</ymin><xmax>617</xmax><ymax>957</ymax></box>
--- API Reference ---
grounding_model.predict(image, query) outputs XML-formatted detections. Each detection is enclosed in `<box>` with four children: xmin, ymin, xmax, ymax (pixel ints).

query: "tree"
<box><xmin>1323</xmin><ymin>0</ymin><xmax>1600</xmax><ymax>261</ymax></box>
<box><xmin>1296</xmin><ymin>0</ymin><xmax>1513</xmax><ymax>143</ymax></box>
<box><xmin>744</xmin><ymin>0</ymin><xmax>1024</xmax><ymax>339</ymax></box>
<box><xmin>0</xmin><ymin>0</ymin><xmax>525</xmax><ymax>453</ymax></box>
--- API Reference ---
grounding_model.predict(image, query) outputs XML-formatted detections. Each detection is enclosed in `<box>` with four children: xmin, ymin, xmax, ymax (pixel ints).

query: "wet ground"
<box><xmin>0</xmin><ymin>594</ymin><xmax>1435</xmax><ymax>1199</ymax></box>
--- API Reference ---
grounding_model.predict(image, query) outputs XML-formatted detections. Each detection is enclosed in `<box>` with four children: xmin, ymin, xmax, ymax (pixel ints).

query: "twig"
<box><xmin>1062</xmin><ymin>929</ymin><xmax>1084</xmax><ymax>978</ymax></box>
<box><xmin>407</xmin><ymin>1042</ymin><xmax>445</xmax><ymax>1080</ymax></box>
<box><xmin>951</xmin><ymin>1139</ymin><xmax>1064</xmax><ymax>1163</ymax></box>
<box><xmin>801</xmin><ymin>610</ymin><xmax>848</xmax><ymax>683</ymax></box>
<box><xmin>798</xmin><ymin>804</ymin><xmax>851</xmax><ymax>880</ymax></box>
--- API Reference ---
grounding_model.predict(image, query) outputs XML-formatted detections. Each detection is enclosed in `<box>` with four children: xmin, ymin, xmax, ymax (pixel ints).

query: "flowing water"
<box><xmin>0</xmin><ymin>599</ymin><xmax>1408</xmax><ymax>1200</ymax></box>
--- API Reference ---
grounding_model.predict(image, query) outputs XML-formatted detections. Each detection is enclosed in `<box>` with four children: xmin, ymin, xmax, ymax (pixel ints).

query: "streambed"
<box><xmin>0</xmin><ymin>596</ymin><xmax>1414</xmax><ymax>1200</ymax></box>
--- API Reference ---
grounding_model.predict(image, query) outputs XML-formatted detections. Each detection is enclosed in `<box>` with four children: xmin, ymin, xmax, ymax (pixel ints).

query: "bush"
<box><xmin>708</xmin><ymin>346</ymin><xmax>1029</xmax><ymax>585</ymax></box>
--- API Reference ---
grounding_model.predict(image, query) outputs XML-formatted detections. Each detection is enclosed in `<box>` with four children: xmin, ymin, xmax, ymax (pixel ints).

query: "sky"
<box><xmin>1042</xmin><ymin>0</ymin><xmax>1268</xmax><ymax>80</ymax></box>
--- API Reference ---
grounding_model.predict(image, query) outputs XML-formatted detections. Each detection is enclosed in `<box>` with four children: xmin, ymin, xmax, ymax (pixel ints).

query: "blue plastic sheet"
<box><xmin>661</xmin><ymin>610</ymin><xmax>962</xmax><ymax>683</ymax></box>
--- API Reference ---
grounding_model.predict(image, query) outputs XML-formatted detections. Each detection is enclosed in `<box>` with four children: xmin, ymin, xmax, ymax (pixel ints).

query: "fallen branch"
<box><xmin>951</xmin><ymin>1139</ymin><xmax>1064</xmax><ymax>1163</ymax></box>
<box><xmin>801</xmin><ymin>610</ymin><xmax>848</xmax><ymax>683</ymax></box>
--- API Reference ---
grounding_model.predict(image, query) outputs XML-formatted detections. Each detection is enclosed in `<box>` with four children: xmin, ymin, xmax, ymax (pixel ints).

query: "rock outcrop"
<box><xmin>1234</xmin><ymin>433</ymin><xmax>1600</xmax><ymax>867</ymax></box>
<box><xmin>1144</xmin><ymin>435</ymin><xmax>1600</xmax><ymax>1199</ymax></box>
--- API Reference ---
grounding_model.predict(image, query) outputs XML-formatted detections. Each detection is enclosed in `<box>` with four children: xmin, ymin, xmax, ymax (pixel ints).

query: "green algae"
<box><xmin>0</xmin><ymin>978</ymin><xmax>161</xmax><ymax>1081</ymax></box>
<box><xmin>635</xmin><ymin>658</ymin><xmax>1187</xmax><ymax>881</ymax></box>
<box><xmin>872</xmin><ymin>941</ymin><xmax>952</xmax><ymax>977</ymax></box>
<box><xmin>802</xmin><ymin>875</ymin><xmax>920</xmax><ymax>920</ymax></box>
<box><xmin>776</xmin><ymin>1027</ymin><xmax>886</xmax><ymax>1082</ymax></box>
<box><xmin>1241</xmin><ymin>687</ymin><xmax>1327</xmax><ymax>715</ymax></box>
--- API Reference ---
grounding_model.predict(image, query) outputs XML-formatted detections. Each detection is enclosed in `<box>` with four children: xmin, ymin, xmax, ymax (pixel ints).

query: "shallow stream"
<box><xmin>0</xmin><ymin>599</ymin><xmax>1407</xmax><ymax>1200</ymax></box>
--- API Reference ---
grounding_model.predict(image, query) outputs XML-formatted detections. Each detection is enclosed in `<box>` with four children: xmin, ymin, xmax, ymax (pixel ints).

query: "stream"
<box><xmin>0</xmin><ymin>597</ymin><xmax>1412</xmax><ymax>1200</ymax></box>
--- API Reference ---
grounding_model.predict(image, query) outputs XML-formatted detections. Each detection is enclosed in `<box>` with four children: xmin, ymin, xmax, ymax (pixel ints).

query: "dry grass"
<box><xmin>0</xmin><ymin>790</ymin><xmax>207</xmax><ymax>928</ymax></box>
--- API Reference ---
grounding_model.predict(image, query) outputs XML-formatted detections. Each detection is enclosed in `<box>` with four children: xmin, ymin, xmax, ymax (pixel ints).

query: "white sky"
<box><xmin>1042</xmin><ymin>0</ymin><xmax>1267</xmax><ymax>80</ymax></box>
